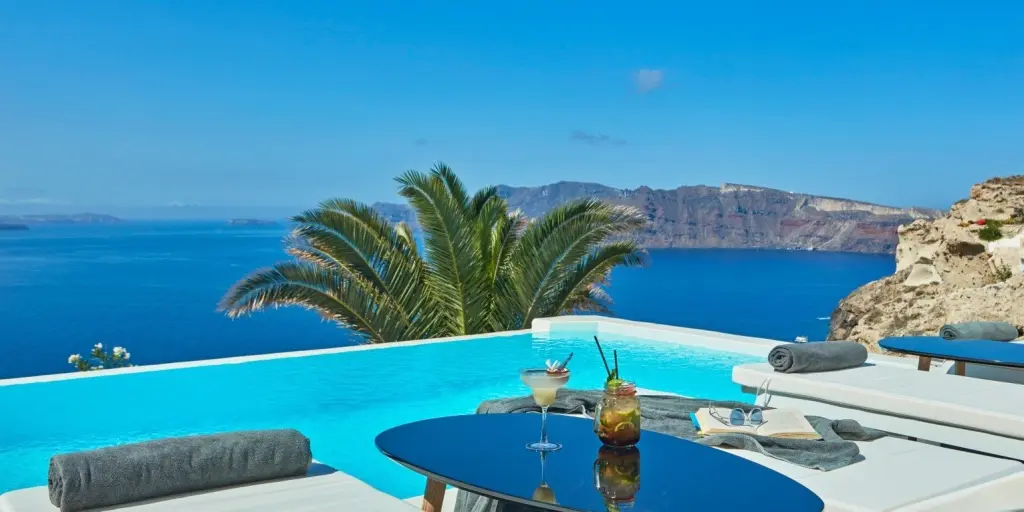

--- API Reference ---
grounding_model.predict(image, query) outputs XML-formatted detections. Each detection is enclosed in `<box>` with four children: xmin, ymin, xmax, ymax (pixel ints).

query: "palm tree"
<box><xmin>219</xmin><ymin>163</ymin><xmax>647</xmax><ymax>343</ymax></box>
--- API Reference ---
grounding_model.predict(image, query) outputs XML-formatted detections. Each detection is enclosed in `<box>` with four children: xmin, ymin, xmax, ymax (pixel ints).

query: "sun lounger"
<box><xmin>0</xmin><ymin>463</ymin><xmax>415</xmax><ymax>512</ymax></box>
<box><xmin>727</xmin><ymin>365</ymin><xmax>1024</xmax><ymax>510</ymax></box>
<box><xmin>879</xmin><ymin>336</ymin><xmax>1024</xmax><ymax>376</ymax></box>
<box><xmin>726</xmin><ymin>437</ymin><xmax>1024</xmax><ymax>511</ymax></box>
<box><xmin>605</xmin><ymin>389</ymin><xmax>1024</xmax><ymax>511</ymax></box>
<box><xmin>733</xmin><ymin>362</ymin><xmax>1024</xmax><ymax>460</ymax></box>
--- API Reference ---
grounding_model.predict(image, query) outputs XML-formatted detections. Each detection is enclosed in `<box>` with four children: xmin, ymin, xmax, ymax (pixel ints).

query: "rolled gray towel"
<box><xmin>940</xmin><ymin>322</ymin><xmax>1019</xmax><ymax>341</ymax></box>
<box><xmin>769</xmin><ymin>341</ymin><xmax>868</xmax><ymax>374</ymax></box>
<box><xmin>48</xmin><ymin>429</ymin><xmax>311</xmax><ymax>512</ymax></box>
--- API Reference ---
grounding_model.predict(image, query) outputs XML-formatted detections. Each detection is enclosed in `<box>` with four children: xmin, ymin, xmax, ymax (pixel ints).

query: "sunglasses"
<box><xmin>711</xmin><ymin>378</ymin><xmax>772</xmax><ymax>428</ymax></box>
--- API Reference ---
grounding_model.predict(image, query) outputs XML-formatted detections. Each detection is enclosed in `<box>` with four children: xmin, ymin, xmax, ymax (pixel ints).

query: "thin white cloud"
<box><xmin>167</xmin><ymin>201</ymin><xmax>201</xmax><ymax>208</ymax></box>
<box><xmin>634</xmin><ymin>69</ymin><xmax>664</xmax><ymax>93</ymax></box>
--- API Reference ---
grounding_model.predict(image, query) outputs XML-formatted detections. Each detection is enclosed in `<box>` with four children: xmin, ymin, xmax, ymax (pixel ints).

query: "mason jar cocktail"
<box><xmin>594</xmin><ymin>380</ymin><xmax>641</xmax><ymax>448</ymax></box>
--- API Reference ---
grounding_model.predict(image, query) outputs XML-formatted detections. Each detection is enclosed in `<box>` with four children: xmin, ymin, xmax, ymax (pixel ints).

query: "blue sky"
<box><xmin>1</xmin><ymin>1</ymin><xmax>1022</xmax><ymax>213</ymax></box>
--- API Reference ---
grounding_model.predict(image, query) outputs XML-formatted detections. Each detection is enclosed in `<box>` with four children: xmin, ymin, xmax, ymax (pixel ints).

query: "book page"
<box><xmin>695</xmin><ymin>407</ymin><xmax>821</xmax><ymax>440</ymax></box>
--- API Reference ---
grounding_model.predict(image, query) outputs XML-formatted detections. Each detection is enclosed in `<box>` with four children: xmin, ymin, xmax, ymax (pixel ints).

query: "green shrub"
<box><xmin>978</xmin><ymin>219</ymin><xmax>1004</xmax><ymax>242</ymax></box>
<box><xmin>995</xmin><ymin>264</ymin><xmax>1014</xmax><ymax>282</ymax></box>
<box><xmin>68</xmin><ymin>343</ymin><xmax>132</xmax><ymax>371</ymax></box>
<box><xmin>979</xmin><ymin>224</ymin><xmax>1003</xmax><ymax>241</ymax></box>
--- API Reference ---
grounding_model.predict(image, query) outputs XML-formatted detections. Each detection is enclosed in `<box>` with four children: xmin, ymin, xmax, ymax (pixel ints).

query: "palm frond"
<box><xmin>469</xmin><ymin>186</ymin><xmax>500</xmax><ymax>217</ymax></box>
<box><xmin>285</xmin><ymin>199</ymin><xmax>430</xmax><ymax>334</ymax></box>
<box><xmin>396</xmin><ymin>167</ymin><xmax>489</xmax><ymax>334</ymax></box>
<box><xmin>513</xmin><ymin>200</ymin><xmax>646</xmax><ymax>325</ymax></box>
<box><xmin>394</xmin><ymin>221</ymin><xmax>418</xmax><ymax>258</ymax></box>
<box><xmin>432</xmin><ymin>162</ymin><xmax>471</xmax><ymax>213</ymax></box>
<box><xmin>487</xmin><ymin>210</ymin><xmax>528</xmax><ymax>330</ymax></box>
<box><xmin>218</xmin><ymin>262</ymin><xmax>421</xmax><ymax>342</ymax></box>
<box><xmin>545</xmin><ymin>241</ymin><xmax>646</xmax><ymax>316</ymax></box>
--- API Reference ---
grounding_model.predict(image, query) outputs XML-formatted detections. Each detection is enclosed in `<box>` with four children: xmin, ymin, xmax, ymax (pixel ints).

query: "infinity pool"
<box><xmin>0</xmin><ymin>328</ymin><xmax>760</xmax><ymax>498</ymax></box>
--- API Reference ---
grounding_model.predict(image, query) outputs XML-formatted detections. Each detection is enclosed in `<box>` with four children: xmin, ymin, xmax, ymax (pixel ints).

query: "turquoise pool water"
<box><xmin>0</xmin><ymin>329</ymin><xmax>760</xmax><ymax>498</ymax></box>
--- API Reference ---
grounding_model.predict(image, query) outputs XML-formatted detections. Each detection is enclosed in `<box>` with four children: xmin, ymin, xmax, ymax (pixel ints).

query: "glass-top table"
<box><xmin>376</xmin><ymin>413</ymin><xmax>824</xmax><ymax>512</ymax></box>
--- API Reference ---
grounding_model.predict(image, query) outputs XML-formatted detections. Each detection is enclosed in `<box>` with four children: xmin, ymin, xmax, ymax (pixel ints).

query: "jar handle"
<box><xmin>593</xmin><ymin>400</ymin><xmax>603</xmax><ymax>433</ymax></box>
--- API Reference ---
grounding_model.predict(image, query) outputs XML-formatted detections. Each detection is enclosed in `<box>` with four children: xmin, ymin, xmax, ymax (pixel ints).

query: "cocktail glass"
<box><xmin>520</xmin><ymin>368</ymin><xmax>570</xmax><ymax>451</ymax></box>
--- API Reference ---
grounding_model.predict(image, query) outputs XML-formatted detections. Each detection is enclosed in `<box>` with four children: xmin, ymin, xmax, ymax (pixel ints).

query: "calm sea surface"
<box><xmin>0</xmin><ymin>222</ymin><xmax>894</xmax><ymax>379</ymax></box>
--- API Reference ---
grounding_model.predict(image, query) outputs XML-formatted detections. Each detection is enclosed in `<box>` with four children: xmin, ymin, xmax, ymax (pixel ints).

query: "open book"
<box><xmin>693</xmin><ymin>407</ymin><xmax>821</xmax><ymax>440</ymax></box>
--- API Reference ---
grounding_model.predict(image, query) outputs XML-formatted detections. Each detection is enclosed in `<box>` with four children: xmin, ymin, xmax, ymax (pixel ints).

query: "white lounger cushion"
<box><xmin>728</xmin><ymin>437</ymin><xmax>1024</xmax><ymax>511</ymax></box>
<box><xmin>733</xmin><ymin>362</ymin><xmax>1024</xmax><ymax>440</ymax></box>
<box><xmin>0</xmin><ymin>464</ymin><xmax>414</xmax><ymax>512</ymax></box>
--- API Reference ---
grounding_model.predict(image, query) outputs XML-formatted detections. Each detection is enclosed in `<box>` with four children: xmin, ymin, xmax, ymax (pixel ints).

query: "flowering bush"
<box><xmin>68</xmin><ymin>343</ymin><xmax>132</xmax><ymax>372</ymax></box>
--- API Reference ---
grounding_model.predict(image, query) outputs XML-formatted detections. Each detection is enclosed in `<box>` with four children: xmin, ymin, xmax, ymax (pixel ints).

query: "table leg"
<box><xmin>954</xmin><ymin>361</ymin><xmax>966</xmax><ymax>376</ymax></box>
<box><xmin>421</xmin><ymin>478</ymin><xmax>446</xmax><ymax>512</ymax></box>
<box><xmin>917</xmin><ymin>356</ymin><xmax>932</xmax><ymax>372</ymax></box>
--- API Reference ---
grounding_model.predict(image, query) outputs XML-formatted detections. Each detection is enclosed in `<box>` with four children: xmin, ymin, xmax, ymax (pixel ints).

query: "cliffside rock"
<box><xmin>375</xmin><ymin>181</ymin><xmax>940</xmax><ymax>254</ymax></box>
<box><xmin>829</xmin><ymin>176</ymin><xmax>1024</xmax><ymax>350</ymax></box>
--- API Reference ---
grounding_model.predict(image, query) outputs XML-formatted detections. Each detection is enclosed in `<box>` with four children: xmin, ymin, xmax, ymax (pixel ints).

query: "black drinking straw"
<box><xmin>594</xmin><ymin>336</ymin><xmax>612</xmax><ymax>377</ymax></box>
<box><xmin>613</xmin><ymin>350</ymin><xmax>619</xmax><ymax>379</ymax></box>
<box><xmin>557</xmin><ymin>352</ymin><xmax>574</xmax><ymax>371</ymax></box>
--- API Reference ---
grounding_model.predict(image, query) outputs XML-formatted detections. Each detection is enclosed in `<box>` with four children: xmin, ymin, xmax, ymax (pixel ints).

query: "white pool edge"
<box><xmin>534</xmin><ymin>315</ymin><xmax>781</xmax><ymax>358</ymax></box>
<box><xmin>0</xmin><ymin>316</ymin><xmax>915</xmax><ymax>387</ymax></box>
<box><xmin>0</xmin><ymin>328</ymin><xmax>530</xmax><ymax>387</ymax></box>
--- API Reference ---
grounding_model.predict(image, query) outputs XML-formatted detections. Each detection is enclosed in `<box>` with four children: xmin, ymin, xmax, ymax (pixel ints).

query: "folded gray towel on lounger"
<box><xmin>48</xmin><ymin>429</ymin><xmax>311</xmax><ymax>512</ymax></box>
<box><xmin>769</xmin><ymin>341</ymin><xmax>868</xmax><ymax>373</ymax></box>
<box><xmin>939</xmin><ymin>321</ymin><xmax>1019</xmax><ymax>341</ymax></box>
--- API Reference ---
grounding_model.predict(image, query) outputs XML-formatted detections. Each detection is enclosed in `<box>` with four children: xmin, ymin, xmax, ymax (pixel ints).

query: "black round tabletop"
<box><xmin>376</xmin><ymin>413</ymin><xmax>824</xmax><ymax>512</ymax></box>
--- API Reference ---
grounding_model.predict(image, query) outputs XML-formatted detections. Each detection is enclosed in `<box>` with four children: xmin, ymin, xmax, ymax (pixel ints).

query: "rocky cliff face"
<box><xmin>829</xmin><ymin>176</ymin><xmax>1024</xmax><ymax>349</ymax></box>
<box><xmin>376</xmin><ymin>181</ymin><xmax>937</xmax><ymax>254</ymax></box>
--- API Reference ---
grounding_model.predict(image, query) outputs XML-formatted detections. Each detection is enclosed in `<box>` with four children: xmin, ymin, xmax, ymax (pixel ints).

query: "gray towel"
<box><xmin>940</xmin><ymin>322</ymin><xmax>1020</xmax><ymax>341</ymax></box>
<box><xmin>455</xmin><ymin>391</ymin><xmax>885</xmax><ymax>512</ymax></box>
<box><xmin>769</xmin><ymin>341</ymin><xmax>867</xmax><ymax>373</ymax></box>
<box><xmin>48</xmin><ymin>429</ymin><xmax>312</xmax><ymax>512</ymax></box>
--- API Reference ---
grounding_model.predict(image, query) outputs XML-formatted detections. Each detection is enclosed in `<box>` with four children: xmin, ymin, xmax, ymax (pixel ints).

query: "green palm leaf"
<box><xmin>396</xmin><ymin>165</ymin><xmax>490</xmax><ymax>335</ymax></box>
<box><xmin>512</xmin><ymin>200</ymin><xmax>646</xmax><ymax>325</ymax></box>
<box><xmin>546</xmin><ymin>241</ymin><xmax>646</xmax><ymax>315</ymax></box>
<box><xmin>219</xmin><ymin>262</ymin><xmax>416</xmax><ymax>342</ymax></box>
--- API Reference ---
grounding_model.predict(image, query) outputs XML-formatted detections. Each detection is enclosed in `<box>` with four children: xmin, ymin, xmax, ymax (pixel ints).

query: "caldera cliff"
<box><xmin>375</xmin><ymin>181</ymin><xmax>938</xmax><ymax>254</ymax></box>
<box><xmin>829</xmin><ymin>176</ymin><xmax>1024</xmax><ymax>350</ymax></box>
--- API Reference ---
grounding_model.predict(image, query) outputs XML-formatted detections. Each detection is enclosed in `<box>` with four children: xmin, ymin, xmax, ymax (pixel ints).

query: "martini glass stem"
<box><xmin>540</xmin><ymin>406</ymin><xmax>550</xmax><ymax>446</ymax></box>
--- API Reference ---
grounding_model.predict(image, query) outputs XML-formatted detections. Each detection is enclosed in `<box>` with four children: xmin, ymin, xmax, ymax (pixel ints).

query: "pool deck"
<box><xmin>0</xmin><ymin>315</ymin><xmax>916</xmax><ymax>387</ymax></box>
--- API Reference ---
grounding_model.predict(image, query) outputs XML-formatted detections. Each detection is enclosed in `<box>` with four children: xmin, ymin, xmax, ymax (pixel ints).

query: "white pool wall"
<box><xmin>1</xmin><ymin>315</ymin><xmax>915</xmax><ymax>387</ymax></box>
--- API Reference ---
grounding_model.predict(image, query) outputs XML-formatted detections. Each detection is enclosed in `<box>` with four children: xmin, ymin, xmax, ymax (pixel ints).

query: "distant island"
<box><xmin>0</xmin><ymin>223</ymin><xmax>29</xmax><ymax>231</ymax></box>
<box><xmin>373</xmin><ymin>181</ymin><xmax>942</xmax><ymax>254</ymax></box>
<box><xmin>227</xmin><ymin>218</ymin><xmax>279</xmax><ymax>227</ymax></box>
<box><xmin>0</xmin><ymin>213</ymin><xmax>121</xmax><ymax>225</ymax></box>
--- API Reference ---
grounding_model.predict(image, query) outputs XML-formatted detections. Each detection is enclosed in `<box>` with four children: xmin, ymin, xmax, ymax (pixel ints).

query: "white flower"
<box><xmin>113</xmin><ymin>346</ymin><xmax>126</xmax><ymax>357</ymax></box>
<box><xmin>94</xmin><ymin>343</ymin><xmax>103</xmax><ymax>350</ymax></box>
<box><xmin>68</xmin><ymin>354</ymin><xmax>82</xmax><ymax>365</ymax></box>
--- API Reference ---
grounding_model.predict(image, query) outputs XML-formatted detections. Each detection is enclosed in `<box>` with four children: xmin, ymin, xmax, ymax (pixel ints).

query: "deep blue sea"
<box><xmin>0</xmin><ymin>222</ymin><xmax>894</xmax><ymax>380</ymax></box>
